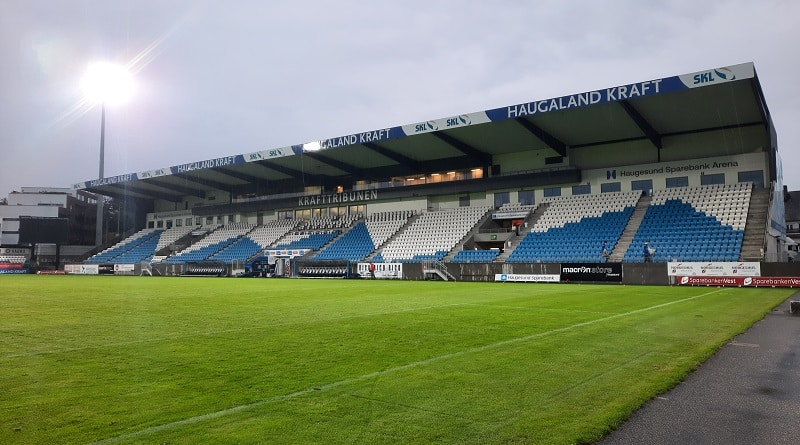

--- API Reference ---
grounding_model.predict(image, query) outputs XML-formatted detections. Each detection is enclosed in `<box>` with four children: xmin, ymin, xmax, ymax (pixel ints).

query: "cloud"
<box><xmin>1</xmin><ymin>0</ymin><xmax>799</xmax><ymax>198</ymax></box>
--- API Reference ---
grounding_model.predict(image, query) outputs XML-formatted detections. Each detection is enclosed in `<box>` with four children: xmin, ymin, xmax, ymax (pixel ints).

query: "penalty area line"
<box><xmin>87</xmin><ymin>288</ymin><xmax>723</xmax><ymax>444</ymax></box>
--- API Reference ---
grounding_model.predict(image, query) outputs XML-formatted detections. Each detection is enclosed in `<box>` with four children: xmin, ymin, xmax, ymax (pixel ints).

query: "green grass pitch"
<box><xmin>0</xmin><ymin>276</ymin><xmax>793</xmax><ymax>444</ymax></box>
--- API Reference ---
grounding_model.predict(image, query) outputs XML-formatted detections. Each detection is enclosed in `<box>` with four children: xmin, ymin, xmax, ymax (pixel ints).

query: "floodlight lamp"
<box><xmin>82</xmin><ymin>62</ymin><xmax>134</xmax><ymax>105</ymax></box>
<box><xmin>303</xmin><ymin>141</ymin><xmax>322</xmax><ymax>151</ymax></box>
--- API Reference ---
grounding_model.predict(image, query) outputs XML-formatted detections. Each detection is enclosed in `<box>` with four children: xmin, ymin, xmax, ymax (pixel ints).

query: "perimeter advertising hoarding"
<box><xmin>65</xmin><ymin>264</ymin><xmax>99</xmax><ymax>275</ymax></box>
<box><xmin>561</xmin><ymin>263</ymin><xmax>622</xmax><ymax>282</ymax></box>
<box><xmin>676</xmin><ymin>276</ymin><xmax>800</xmax><ymax>288</ymax></box>
<box><xmin>0</xmin><ymin>262</ymin><xmax>28</xmax><ymax>274</ymax></box>
<box><xmin>357</xmin><ymin>262</ymin><xmax>403</xmax><ymax>279</ymax></box>
<box><xmin>265</xmin><ymin>249</ymin><xmax>309</xmax><ymax>258</ymax></box>
<box><xmin>0</xmin><ymin>247</ymin><xmax>29</xmax><ymax>257</ymax></box>
<box><xmin>495</xmin><ymin>274</ymin><xmax>560</xmax><ymax>283</ymax></box>
<box><xmin>667</xmin><ymin>262</ymin><xmax>761</xmax><ymax>277</ymax></box>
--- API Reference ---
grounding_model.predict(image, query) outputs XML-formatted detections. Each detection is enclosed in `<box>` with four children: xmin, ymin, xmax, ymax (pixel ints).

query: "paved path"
<box><xmin>598</xmin><ymin>295</ymin><xmax>800</xmax><ymax>445</ymax></box>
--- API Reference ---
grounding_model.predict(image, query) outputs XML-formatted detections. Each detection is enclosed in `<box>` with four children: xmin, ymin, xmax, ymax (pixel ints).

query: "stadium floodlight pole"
<box><xmin>82</xmin><ymin>62</ymin><xmax>134</xmax><ymax>247</ymax></box>
<box><xmin>95</xmin><ymin>102</ymin><xmax>106</xmax><ymax>246</ymax></box>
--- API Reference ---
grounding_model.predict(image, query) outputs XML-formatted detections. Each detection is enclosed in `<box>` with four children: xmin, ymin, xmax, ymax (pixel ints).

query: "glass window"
<box><xmin>543</xmin><ymin>187</ymin><xmax>561</xmax><ymax>197</ymax></box>
<box><xmin>666</xmin><ymin>176</ymin><xmax>689</xmax><ymax>188</ymax></box>
<box><xmin>494</xmin><ymin>192</ymin><xmax>510</xmax><ymax>208</ymax></box>
<box><xmin>459</xmin><ymin>195</ymin><xmax>470</xmax><ymax>207</ymax></box>
<box><xmin>631</xmin><ymin>179</ymin><xmax>653</xmax><ymax>192</ymax></box>
<box><xmin>175</xmin><ymin>219</ymin><xmax>182</xmax><ymax>227</ymax></box>
<box><xmin>156</xmin><ymin>220</ymin><xmax>163</xmax><ymax>228</ymax></box>
<box><xmin>186</xmin><ymin>217</ymin><xmax>193</xmax><ymax>226</ymax></box>
<box><xmin>349</xmin><ymin>205</ymin><xmax>365</xmax><ymax>217</ymax></box>
<box><xmin>518</xmin><ymin>190</ymin><xmax>535</xmax><ymax>206</ymax></box>
<box><xmin>601</xmin><ymin>182</ymin><xmax>621</xmax><ymax>193</ymax></box>
<box><xmin>571</xmin><ymin>184</ymin><xmax>591</xmax><ymax>195</ymax></box>
<box><xmin>206</xmin><ymin>216</ymin><xmax>213</xmax><ymax>225</ymax></box>
<box><xmin>700</xmin><ymin>173</ymin><xmax>725</xmax><ymax>186</ymax></box>
<box><xmin>738</xmin><ymin>170</ymin><xmax>764</xmax><ymax>188</ymax></box>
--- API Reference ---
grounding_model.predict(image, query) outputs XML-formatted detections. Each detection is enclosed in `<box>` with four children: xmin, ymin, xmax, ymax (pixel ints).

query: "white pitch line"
<box><xmin>87</xmin><ymin>288</ymin><xmax>724</xmax><ymax>444</ymax></box>
<box><xmin>464</xmin><ymin>302</ymin><xmax>618</xmax><ymax>315</ymax></box>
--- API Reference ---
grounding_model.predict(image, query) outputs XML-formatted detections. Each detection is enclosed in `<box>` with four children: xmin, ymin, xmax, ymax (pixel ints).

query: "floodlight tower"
<box><xmin>82</xmin><ymin>62</ymin><xmax>134</xmax><ymax>247</ymax></box>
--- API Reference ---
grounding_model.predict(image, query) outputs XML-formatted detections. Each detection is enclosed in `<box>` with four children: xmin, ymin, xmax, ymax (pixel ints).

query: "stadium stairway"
<box><xmin>740</xmin><ymin>186</ymin><xmax>769</xmax><ymax>261</ymax></box>
<box><xmin>493</xmin><ymin>203</ymin><xmax>548</xmax><ymax>263</ymax></box>
<box><xmin>442</xmin><ymin>210</ymin><xmax>495</xmax><ymax>262</ymax></box>
<box><xmin>364</xmin><ymin>213</ymin><xmax>420</xmax><ymax>262</ymax></box>
<box><xmin>152</xmin><ymin>229</ymin><xmax>197</xmax><ymax>259</ymax></box>
<box><xmin>621</xmin><ymin>191</ymin><xmax>746</xmax><ymax>262</ymax></box>
<box><xmin>609</xmin><ymin>194</ymin><xmax>650</xmax><ymax>262</ymax></box>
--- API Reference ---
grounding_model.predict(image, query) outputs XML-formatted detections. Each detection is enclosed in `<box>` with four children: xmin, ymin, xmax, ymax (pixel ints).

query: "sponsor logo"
<box><xmin>175</xmin><ymin>156</ymin><xmax>236</xmax><ymax>173</ymax></box>
<box><xmin>714</xmin><ymin>67</ymin><xmax>736</xmax><ymax>81</ymax></box>
<box><xmin>606</xmin><ymin>170</ymin><xmax>616</xmax><ymax>180</ymax></box>
<box><xmin>692</xmin><ymin>67</ymin><xmax>736</xmax><ymax>85</ymax></box>
<box><xmin>494</xmin><ymin>274</ymin><xmax>560</xmax><ymax>282</ymax></box>
<box><xmin>446</xmin><ymin>115</ymin><xmax>471</xmax><ymax>128</ymax></box>
<box><xmin>138</xmin><ymin>168</ymin><xmax>168</xmax><ymax>179</ymax></box>
<box><xmin>247</xmin><ymin>149</ymin><xmax>286</xmax><ymax>161</ymax></box>
<box><xmin>320</xmin><ymin>129</ymin><xmax>392</xmax><ymax>148</ymax></box>
<box><xmin>414</xmin><ymin>121</ymin><xmax>438</xmax><ymax>133</ymax></box>
<box><xmin>677</xmin><ymin>276</ymin><xmax>799</xmax><ymax>287</ymax></box>
<box><xmin>562</xmin><ymin>266</ymin><xmax>614</xmax><ymax>274</ymax></box>
<box><xmin>90</xmin><ymin>174</ymin><xmax>134</xmax><ymax>187</ymax></box>
<box><xmin>298</xmin><ymin>190</ymin><xmax>378</xmax><ymax>206</ymax></box>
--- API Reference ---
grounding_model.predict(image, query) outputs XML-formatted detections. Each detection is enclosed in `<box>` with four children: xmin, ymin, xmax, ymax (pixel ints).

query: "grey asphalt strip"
<box><xmin>597</xmin><ymin>294</ymin><xmax>800</xmax><ymax>445</ymax></box>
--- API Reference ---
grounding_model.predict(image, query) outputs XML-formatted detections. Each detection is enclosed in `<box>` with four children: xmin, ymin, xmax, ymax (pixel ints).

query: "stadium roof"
<box><xmin>75</xmin><ymin>62</ymin><xmax>773</xmax><ymax>202</ymax></box>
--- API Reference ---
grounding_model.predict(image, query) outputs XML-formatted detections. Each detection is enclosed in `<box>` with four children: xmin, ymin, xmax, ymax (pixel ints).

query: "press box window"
<box><xmin>543</xmin><ymin>187</ymin><xmax>561</xmax><ymax>198</ymax></box>
<box><xmin>700</xmin><ymin>173</ymin><xmax>725</xmax><ymax>186</ymax></box>
<box><xmin>738</xmin><ymin>170</ymin><xmax>764</xmax><ymax>188</ymax></box>
<box><xmin>601</xmin><ymin>182</ymin><xmax>621</xmax><ymax>193</ymax></box>
<box><xmin>666</xmin><ymin>176</ymin><xmax>689</xmax><ymax>188</ymax></box>
<box><xmin>631</xmin><ymin>179</ymin><xmax>653</xmax><ymax>193</ymax></box>
<box><xmin>571</xmin><ymin>184</ymin><xmax>591</xmax><ymax>195</ymax></box>
<box><xmin>518</xmin><ymin>190</ymin><xmax>534</xmax><ymax>206</ymax></box>
<box><xmin>494</xmin><ymin>192</ymin><xmax>510</xmax><ymax>208</ymax></box>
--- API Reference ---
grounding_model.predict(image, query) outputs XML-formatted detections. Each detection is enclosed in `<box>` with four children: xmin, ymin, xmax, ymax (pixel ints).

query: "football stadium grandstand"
<box><xmin>23</xmin><ymin>62</ymin><xmax>795</xmax><ymax>282</ymax></box>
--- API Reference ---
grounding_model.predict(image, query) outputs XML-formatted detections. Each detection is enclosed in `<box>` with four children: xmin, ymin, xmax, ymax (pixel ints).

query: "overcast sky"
<box><xmin>1</xmin><ymin>0</ymin><xmax>799</xmax><ymax>199</ymax></box>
